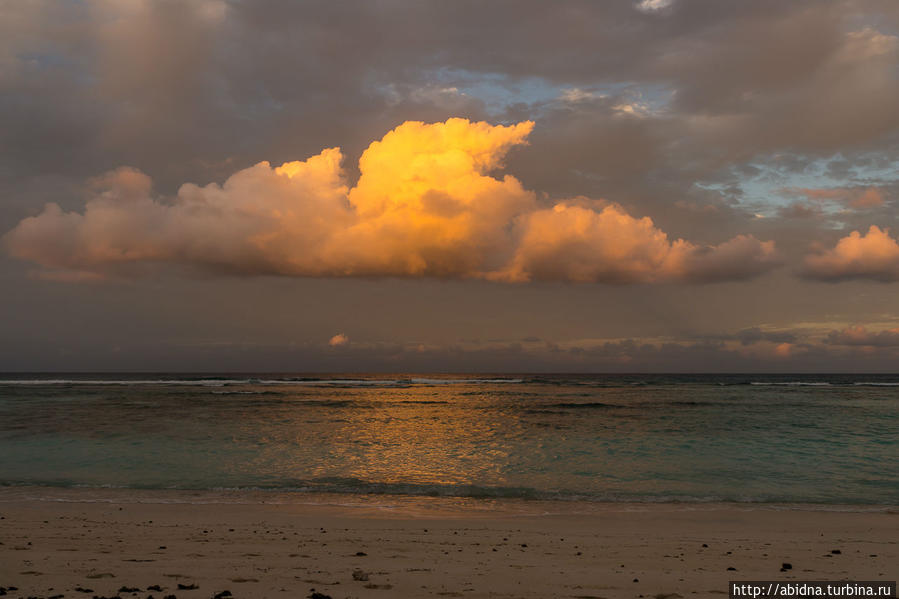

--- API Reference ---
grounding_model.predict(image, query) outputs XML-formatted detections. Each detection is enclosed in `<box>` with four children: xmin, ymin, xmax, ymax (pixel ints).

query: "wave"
<box><xmin>210</xmin><ymin>390</ymin><xmax>284</xmax><ymax>395</ymax></box>
<box><xmin>0</xmin><ymin>378</ymin><xmax>239</xmax><ymax>386</ymax></box>
<box><xmin>546</xmin><ymin>402</ymin><xmax>621</xmax><ymax>409</ymax></box>
<box><xmin>749</xmin><ymin>381</ymin><xmax>832</xmax><ymax>386</ymax></box>
<box><xmin>0</xmin><ymin>376</ymin><xmax>526</xmax><ymax>388</ymax></box>
<box><xmin>0</xmin><ymin>479</ymin><xmax>891</xmax><ymax>507</ymax></box>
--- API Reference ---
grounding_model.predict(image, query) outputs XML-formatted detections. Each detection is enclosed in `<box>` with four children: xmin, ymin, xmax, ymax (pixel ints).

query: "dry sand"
<box><xmin>0</xmin><ymin>488</ymin><xmax>896</xmax><ymax>599</ymax></box>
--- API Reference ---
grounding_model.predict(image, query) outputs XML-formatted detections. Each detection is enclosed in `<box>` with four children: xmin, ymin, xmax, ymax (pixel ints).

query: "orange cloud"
<box><xmin>774</xmin><ymin>342</ymin><xmax>793</xmax><ymax>358</ymax></box>
<box><xmin>492</xmin><ymin>201</ymin><xmax>778</xmax><ymax>283</ymax></box>
<box><xmin>802</xmin><ymin>225</ymin><xmax>899</xmax><ymax>281</ymax></box>
<box><xmin>850</xmin><ymin>188</ymin><xmax>884</xmax><ymax>209</ymax></box>
<box><xmin>4</xmin><ymin>118</ymin><xmax>778</xmax><ymax>284</ymax></box>
<box><xmin>328</xmin><ymin>333</ymin><xmax>349</xmax><ymax>347</ymax></box>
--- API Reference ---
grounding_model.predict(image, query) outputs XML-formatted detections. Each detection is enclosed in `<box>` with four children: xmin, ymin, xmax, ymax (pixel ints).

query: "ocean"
<box><xmin>1</xmin><ymin>373</ymin><xmax>897</xmax><ymax>505</ymax></box>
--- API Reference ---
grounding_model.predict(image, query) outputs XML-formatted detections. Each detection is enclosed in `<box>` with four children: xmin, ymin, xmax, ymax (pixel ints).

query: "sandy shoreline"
<box><xmin>0</xmin><ymin>488</ymin><xmax>896</xmax><ymax>599</ymax></box>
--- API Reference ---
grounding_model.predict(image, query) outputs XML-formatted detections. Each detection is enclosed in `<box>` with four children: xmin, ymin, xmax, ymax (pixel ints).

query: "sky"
<box><xmin>2</xmin><ymin>0</ymin><xmax>899</xmax><ymax>372</ymax></box>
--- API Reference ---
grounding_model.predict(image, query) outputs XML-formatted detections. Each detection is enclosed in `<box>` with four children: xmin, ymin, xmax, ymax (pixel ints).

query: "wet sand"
<box><xmin>0</xmin><ymin>488</ymin><xmax>896</xmax><ymax>599</ymax></box>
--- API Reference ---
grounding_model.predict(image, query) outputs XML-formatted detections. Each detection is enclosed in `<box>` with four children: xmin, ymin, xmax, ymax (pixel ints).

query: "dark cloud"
<box><xmin>778</xmin><ymin>203</ymin><xmax>823</xmax><ymax>219</ymax></box>
<box><xmin>733</xmin><ymin>327</ymin><xmax>797</xmax><ymax>346</ymax></box>
<box><xmin>825</xmin><ymin>324</ymin><xmax>899</xmax><ymax>346</ymax></box>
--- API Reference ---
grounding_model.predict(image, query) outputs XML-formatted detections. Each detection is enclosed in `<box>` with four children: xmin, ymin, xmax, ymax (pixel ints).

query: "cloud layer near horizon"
<box><xmin>4</xmin><ymin>118</ymin><xmax>778</xmax><ymax>284</ymax></box>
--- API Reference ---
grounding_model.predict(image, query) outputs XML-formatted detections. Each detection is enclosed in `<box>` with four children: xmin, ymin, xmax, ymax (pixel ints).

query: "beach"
<box><xmin>1</xmin><ymin>488</ymin><xmax>896</xmax><ymax>599</ymax></box>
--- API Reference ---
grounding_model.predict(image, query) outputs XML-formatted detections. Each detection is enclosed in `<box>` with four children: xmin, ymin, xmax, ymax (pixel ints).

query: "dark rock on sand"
<box><xmin>352</xmin><ymin>569</ymin><xmax>369</xmax><ymax>581</ymax></box>
<box><xmin>307</xmin><ymin>590</ymin><xmax>332</xmax><ymax>599</ymax></box>
<box><xmin>146</xmin><ymin>587</ymin><xmax>162</xmax><ymax>592</ymax></box>
<box><xmin>355</xmin><ymin>551</ymin><xmax>367</xmax><ymax>556</ymax></box>
<box><xmin>119</xmin><ymin>586</ymin><xmax>141</xmax><ymax>593</ymax></box>
<box><xmin>727</xmin><ymin>567</ymin><xmax>737</xmax><ymax>571</ymax></box>
<box><xmin>831</xmin><ymin>549</ymin><xmax>841</xmax><ymax>554</ymax></box>
<box><xmin>176</xmin><ymin>584</ymin><xmax>198</xmax><ymax>590</ymax></box>
<box><xmin>75</xmin><ymin>589</ymin><xmax>94</xmax><ymax>594</ymax></box>
<box><xmin>781</xmin><ymin>563</ymin><xmax>792</xmax><ymax>570</ymax></box>
<box><xmin>213</xmin><ymin>591</ymin><xmax>232</xmax><ymax>599</ymax></box>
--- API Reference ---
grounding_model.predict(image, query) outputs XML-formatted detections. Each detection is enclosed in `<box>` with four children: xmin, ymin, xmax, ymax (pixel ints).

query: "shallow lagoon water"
<box><xmin>1</xmin><ymin>373</ymin><xmax>897</xmax><ymax>504</ymax></box>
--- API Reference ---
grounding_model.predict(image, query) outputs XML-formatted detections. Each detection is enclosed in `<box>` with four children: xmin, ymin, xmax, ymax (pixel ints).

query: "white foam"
<box><xmin>750</xmin><ymin>381</ymin><xmax>832</xmax><ymax>386</ymax></box>
<box><xmin>0</xmin><ymin>377</ymin><xmax>525</xmax><ymax>387</ymax></box>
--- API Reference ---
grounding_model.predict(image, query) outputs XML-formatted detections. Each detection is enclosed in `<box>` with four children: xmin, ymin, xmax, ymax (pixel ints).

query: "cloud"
<box><xmin>773</xmin><ymin>342</ymin><xmax>794</xmax><ymax>358</ymax></box>
<box><xmin>733</xmin><ymin>327</ymin><xmax>796</xmax><ymax>346</ymax></box>
<box><xmin>635</xmin><ymin>0</ymin><xmax>674</xmax><ymax>14</ymax></box>
<box><xmin>778</xmin><ymin>203</ymin><xmax>823</xmax><ymax>219</ymax></box>
<box><xmin>782</xmin><ymin>186</ymin><xmax>886</xmax><ymax>209</ymax></box>
<box><xmin>328</xmin><ymin>333</ymin><xmax>349</xmax><ymax>347</ymax></box>
<box><xmin>4</xmin><ymin>118</ymin><xmax>780</xmax><ymax>284</ymax></box>
<box><xmin>851</xmin><ymin>188</ymin><xmax>886</xmax><ymax>209</ymax></box>
<box><xmin>802</xmin><ymin>225</ymin><xmax>899</xmax><ymax>282</ymax></box>
<box><xmin>825</xmin><ymin>324</ymin><xmax>899</xmax><ymax>346</ymax></box>
<box><xmin>492</xmin><ymin>201</ymin><xmax>778</xmax><ymax>283</ymax></box>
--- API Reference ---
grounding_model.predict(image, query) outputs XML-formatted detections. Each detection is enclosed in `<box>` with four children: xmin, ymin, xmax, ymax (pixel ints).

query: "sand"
<box><xmin>0</xmin><ymin>488</ymin><xmax>896</xmax><ymax>599</ymax></box>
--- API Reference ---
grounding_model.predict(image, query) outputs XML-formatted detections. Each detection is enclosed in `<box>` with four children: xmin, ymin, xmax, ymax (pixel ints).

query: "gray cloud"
<box><xmin>733</xmin><ymin>327</ymin><xmax>797</xmax><ymax>346</ymax></box>
<box><xmin>825</xmin><ymin>324</ymin><xmax>899</xmax><ymax>346</ymax></box>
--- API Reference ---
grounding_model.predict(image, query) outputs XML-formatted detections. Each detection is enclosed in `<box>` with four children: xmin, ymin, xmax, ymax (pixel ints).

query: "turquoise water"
<box><xmin>0</xmin><ymin>374</ymin><xmax>897</xmax><ymax>504</ymax></box>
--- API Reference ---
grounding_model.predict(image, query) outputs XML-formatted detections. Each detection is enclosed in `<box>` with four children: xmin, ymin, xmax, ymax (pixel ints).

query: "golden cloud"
<box><xmin>5</xmin><ymin>118</ymin><xmax>778</xmax><ymax>284</ymax></box>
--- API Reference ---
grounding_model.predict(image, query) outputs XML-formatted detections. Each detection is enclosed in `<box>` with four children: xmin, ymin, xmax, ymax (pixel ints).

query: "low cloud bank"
<box><xmin>825</xmin><ymin>324</ymin><xmax>899</xmax><ymax>346</ymax></box>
